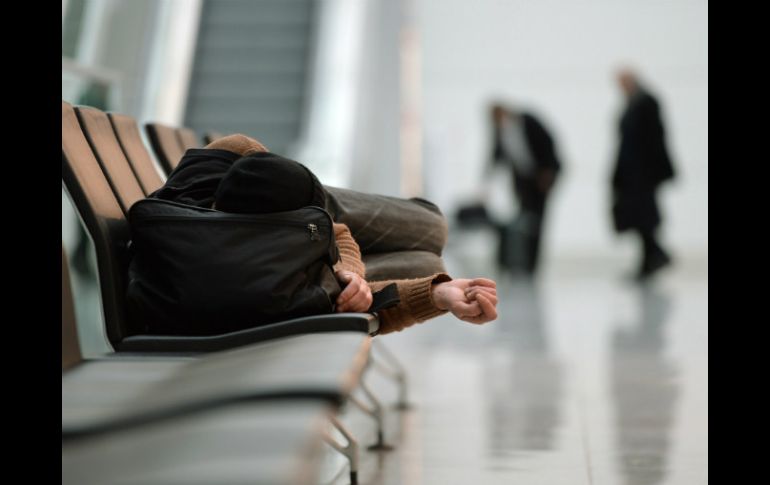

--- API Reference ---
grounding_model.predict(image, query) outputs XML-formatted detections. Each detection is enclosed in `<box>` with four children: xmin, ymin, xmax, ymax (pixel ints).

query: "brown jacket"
<box><xmin>333</xmin><ymin>223</ymin><xmax>450</xmax><ymax>334</ymax></box>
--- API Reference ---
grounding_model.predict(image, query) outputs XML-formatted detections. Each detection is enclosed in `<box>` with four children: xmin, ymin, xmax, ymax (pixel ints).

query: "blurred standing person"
<box><xmin>490</xmin><ymin>103</ymin><xmax>562</xmax><ymax>276</ymax></box>
<box><xmin>612</xmin><ymin>69</ymin><xmax>676</xmax><ymax>280</ymax></box>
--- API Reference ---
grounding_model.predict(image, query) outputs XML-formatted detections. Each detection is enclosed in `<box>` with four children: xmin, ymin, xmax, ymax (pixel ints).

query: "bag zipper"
<box><xmin>132</xmin><ymin>199</ymin><xmax>337</xmax><ymax>247</ymax></box>
<box><xmin>133</xmin><ymin>200</ymin><xmax>326</xmax><ymax>224</ymax></box>
<box><xmin>308</xmin><ymin>223</ymin><xmax>321</xmax><ymax>241</ymax></box>
<box><xmin>133</xmin><ymin>215</ymin><xmax>317</xmax><ymax>228</ymax></box>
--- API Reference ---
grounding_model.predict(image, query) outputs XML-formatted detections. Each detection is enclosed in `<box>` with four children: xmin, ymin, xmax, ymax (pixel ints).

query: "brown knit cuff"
<box><xmin>371</xmin><ymin>273</ymin><xmax>452</xmax><ymax>334</ymax></box>
<box><xmin>403</xmin><ymin>273</ymin><xmax>452</xmax><ymax>322</ymax></box>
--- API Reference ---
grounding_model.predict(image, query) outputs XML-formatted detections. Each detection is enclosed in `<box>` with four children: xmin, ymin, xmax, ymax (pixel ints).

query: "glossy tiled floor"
<box><xmin>325</xmin><ymin>234</ymin><xmax>708</xmax><ymax>484</ymax></box>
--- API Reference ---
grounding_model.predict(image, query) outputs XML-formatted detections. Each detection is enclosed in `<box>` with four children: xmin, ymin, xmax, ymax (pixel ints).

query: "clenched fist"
<box><xmin>431</xmin><ymin>278</ymin><xmax>498</xmax><ymax>324</ymax></box>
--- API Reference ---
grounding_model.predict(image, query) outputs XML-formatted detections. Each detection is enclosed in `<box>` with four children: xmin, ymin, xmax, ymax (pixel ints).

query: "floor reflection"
<box><xmin>610</xmin><ymin>285</ymin><xmax>679</xmax><ymax>485</ymax></box>
<box><xmin>485</xmin><ymin>280</ymin><xmax>563</xmax><ymax>460</ymax></box>
<box><xmin>327</xmin><ymin>249</ymin><xmax>706</xmax><ymax>484</ymax></box>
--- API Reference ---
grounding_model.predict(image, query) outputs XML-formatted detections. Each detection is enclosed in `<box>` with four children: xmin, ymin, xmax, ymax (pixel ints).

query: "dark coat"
<box><xmin>493</xmin><ymin>113</ymin><xmax>561</xmax><ymax>184</ymax></box>
<box><xmin>612</xmin><ymin>90</ymin><xmax>675</xmax><ymax>233</ymax></box>
<box><xmin>492</xmin><ymin>112</ymin><xmax>561</xmax><ymax>211</ymax></box>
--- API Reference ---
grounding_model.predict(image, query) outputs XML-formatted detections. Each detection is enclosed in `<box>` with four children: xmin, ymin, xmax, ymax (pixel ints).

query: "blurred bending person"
<box><xmin>612</xmin><ymin>69</ymin><xmax>676</xmax><ymax>280</ymax></box>
<box><xmin>490</xmin><ymin>103</ymin><xmax>562</xmax><ymax>276</ymax></box>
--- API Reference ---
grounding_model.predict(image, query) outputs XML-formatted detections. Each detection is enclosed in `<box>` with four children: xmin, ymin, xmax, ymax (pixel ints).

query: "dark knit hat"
<box><xmin>214</xmin><ymin>152</ymin><xmax>327</xmax><ymax>214</ymax></box>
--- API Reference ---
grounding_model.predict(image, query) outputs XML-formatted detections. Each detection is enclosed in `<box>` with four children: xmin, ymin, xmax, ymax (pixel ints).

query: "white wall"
<box><xmin>417</xmin><ymin>0</ymin><xmax>708</xmax><ymax>260</ymax></box>
<box><xmin>297</xmin><ymin>0</ymin><xmax>403</xmax><ymax>195</ymax></box>
<box><xmin>348</xmin><ymin>0</ymin><xmax>402</xmax><ymax>196</ymax></box>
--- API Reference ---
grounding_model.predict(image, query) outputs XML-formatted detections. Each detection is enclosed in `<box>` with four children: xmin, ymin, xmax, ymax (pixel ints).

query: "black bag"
<box><xmin>126</xmin><ymin>199</ymin><xmax>342</xmax><ymax>335</ymax></box>
<box><xmin>455</xmin><ymin>202</ymin><xmax>492</xmax><ymax>227</ymax></box>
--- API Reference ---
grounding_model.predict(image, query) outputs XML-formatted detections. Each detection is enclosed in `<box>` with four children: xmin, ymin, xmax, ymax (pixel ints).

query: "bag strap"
<box><xmin>368</xmin><ymin>283</ymin><xmax>400</xmax><ymax>313</ymax></box>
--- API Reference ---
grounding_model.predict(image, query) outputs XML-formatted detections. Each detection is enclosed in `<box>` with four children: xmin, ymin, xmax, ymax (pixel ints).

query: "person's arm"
<box><xmin>641</xmin><ymin>96</ymin><xmax>675</xmax><ymax>185</ymax></box>
<box><xmin>333</xmin><ymin>223</ymin><xmax>372</xmax><ymax>312</ymax></box>
<box><xmin>537</xmin><ymin>125</ymin><xmax>559</xmax><ymax>192</ymax></box>
<box><xmin>432</xmin><ymin>277</ymin><xmax>498</xmax><ymax>324</ymax></box>
<box><xmin>370</xmin><ymin>276</ymin><xmax>498</xmax><ymax>334</ymax></box>
<box><xmin>332</xmin><ymin>222</ymin><xmax>498</xmax><ymax>327</ymax></box>
<box><xmin>537</xmin><ymin>169</ymin><xmax>557</xmax><ymax>193</ymax></box>
<box><xmin>526</xmin><ymin>114</ymin><xmax>561</xmax><ymax>193</ymax></box>
<box><xmin>333</xmin><ymin>223</ymin><xmax>366</xmax><ymax>278</ymax></box>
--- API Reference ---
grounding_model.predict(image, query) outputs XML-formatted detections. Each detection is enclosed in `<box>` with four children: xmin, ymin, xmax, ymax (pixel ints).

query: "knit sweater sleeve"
<box><xmin>369</xmin><ymin>273</ymin><xmax>452</xmax><ymax>335</ymax></box>
<box><xmin>332</xmin><ymin>222</ymin><xmax>451</xmax><ymax>334</ymax></box>
<box><xmin>332</xmin><ymin>223</ymin><xmax>366</xmax><ymax>278</ymax></box>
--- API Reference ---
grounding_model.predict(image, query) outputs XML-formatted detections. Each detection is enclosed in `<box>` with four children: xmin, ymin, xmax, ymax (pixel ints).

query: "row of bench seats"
<box><xmin>143</xmin><ymin>121</ymin><xmax>215</xmax><ymax>176</ymax></box>
<box><xmin>63</xmin><ymin>247</ymin><xmax>352</xmax><ymax>484</ymax></box>
<box><xmin>61</xmin><ymin>101</ymin><xmax>407</xmax><ymax>484</ymax></box>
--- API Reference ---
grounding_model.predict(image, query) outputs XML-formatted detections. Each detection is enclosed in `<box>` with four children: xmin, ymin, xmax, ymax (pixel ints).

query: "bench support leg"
<box><xmin>324</xmin><ymin>415</ymin><xmax>360</xmax><ymax>485</ymax></box>
<box><xmin>350</xmin><ymin>376</ymin><xmax>394</xmax><ymax>451</ymax></box>
<box><xmin>371</xmin><ymin>340</ymin><xmax>412</xmax><ymax>410</ymax></box>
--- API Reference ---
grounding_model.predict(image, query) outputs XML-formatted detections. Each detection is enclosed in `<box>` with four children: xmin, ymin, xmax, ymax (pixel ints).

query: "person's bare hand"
<box><xmin>335</xmin><ymin>271</ymin><xmax>373</xmax><ymax>313</ymax></box>
<box><xmin>432</xmin><ymin>278</ymin><xmax>498</xmax><ymax>324</ymax></box>
<box><xmin>537</xmin><ymin>170</ymin><xmax>555</xmax><ymax>193</ymax></box>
